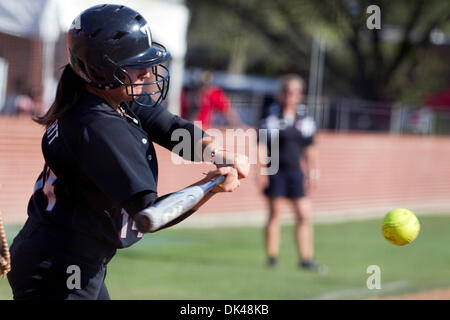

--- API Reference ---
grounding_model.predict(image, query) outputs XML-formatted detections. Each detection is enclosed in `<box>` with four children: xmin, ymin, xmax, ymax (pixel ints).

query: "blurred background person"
<box><xmin>258</xmin><ymin>74</ymin><xmax>324</xmax><ymax>272</ymax></box>
<box><xmin>181</xmin><ymin>70</ymin><xmax>242</xmax><ymax>128</ymax></box>
<box><xmin>2</xmin><ymin>80</ymin><xmax>37</xmax><ymax>116</ymax></box>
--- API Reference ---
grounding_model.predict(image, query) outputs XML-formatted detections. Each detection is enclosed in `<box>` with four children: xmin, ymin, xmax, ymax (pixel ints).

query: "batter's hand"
<box><xmin>204</xmin><ymin>167</ymin><xmax>240</xmax><ymax>193</ymax></box>
<box><xmin>215</xmin><ymin>151</ymin><xmax>250</xmax><ymax>179</ymax></box>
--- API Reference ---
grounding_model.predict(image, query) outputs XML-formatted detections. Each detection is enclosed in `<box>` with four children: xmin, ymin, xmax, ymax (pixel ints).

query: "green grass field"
<box><xmin>1</xmin><ymin>215</ymin><xmax>450</xmax><ymax>300</ymax></box>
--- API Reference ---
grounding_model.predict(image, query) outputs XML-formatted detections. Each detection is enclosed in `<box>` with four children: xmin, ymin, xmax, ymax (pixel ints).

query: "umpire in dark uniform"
<box><xmin>258</xmin><ymin>74</ymin><xmax>324</xmax><ymax>272</ymax></box>
<box><xmin>7</xmin><ymin>4</ymin><xmax>248</xmax><ymax>300</ymax></box>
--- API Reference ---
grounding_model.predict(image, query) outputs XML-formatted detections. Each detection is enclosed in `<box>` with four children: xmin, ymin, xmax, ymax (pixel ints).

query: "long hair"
<box><xmin>33</xmin><ymin>64</ymin><xmax>85</xmax><ymax>127</ymax></box>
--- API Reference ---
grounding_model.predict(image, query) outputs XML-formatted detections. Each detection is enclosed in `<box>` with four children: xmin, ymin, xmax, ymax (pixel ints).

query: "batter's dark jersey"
<box><xmin>260</xmin><ymin>103</ymin><xmax>316</xmax><ymax>169</ymax></box>
<box><xmin>27</xmin><ymin>91</ymin><xmax>205</xmax><ymax>249</ymax></box>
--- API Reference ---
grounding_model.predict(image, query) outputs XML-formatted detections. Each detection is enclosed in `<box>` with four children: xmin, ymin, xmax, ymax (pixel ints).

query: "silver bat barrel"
<box><xmin>134</xmin><ymin>175</ymin><xmax>225</xmax><ymax>233</ymax></box>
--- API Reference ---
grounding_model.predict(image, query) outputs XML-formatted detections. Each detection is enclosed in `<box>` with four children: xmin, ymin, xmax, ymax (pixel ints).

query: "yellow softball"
<box><xmin>381</xmin><ymin>208</ymin><xmax>420</xmax><ymax>246</ymax></box>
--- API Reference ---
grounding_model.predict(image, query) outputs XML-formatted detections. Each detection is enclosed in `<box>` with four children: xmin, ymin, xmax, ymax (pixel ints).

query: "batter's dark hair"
<box><xmin>33</xmin><ymin>64</ymin><xmax>85</xmax><ymax>127</ymax></box>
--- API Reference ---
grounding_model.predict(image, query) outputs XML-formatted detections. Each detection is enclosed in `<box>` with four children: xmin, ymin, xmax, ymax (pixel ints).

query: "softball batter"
<box><xmin>7</xmin><ymin>4</ymin><xmax>248</xmax><ymax>300</ymax></box>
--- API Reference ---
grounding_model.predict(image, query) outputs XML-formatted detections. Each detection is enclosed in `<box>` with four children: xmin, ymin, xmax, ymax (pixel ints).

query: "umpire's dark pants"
<box><xmin>7</xmin><ymin>219</ymin><xmax>116</xmax><ymax>300</ymax></box>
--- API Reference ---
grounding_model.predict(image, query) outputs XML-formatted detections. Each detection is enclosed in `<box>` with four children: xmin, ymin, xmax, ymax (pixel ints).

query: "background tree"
<box><xmin>186</xmin><ymin>0</ymin><xmax>450</xmax><ymax>103</ymax></box>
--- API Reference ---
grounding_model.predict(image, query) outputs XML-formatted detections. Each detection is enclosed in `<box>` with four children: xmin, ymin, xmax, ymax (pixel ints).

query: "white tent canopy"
<box><xmin>0</xmin><ymin>0</ymin><xmax>189</xmax><ymax>114</ymax></box>
<box><xmin>0</xmin><ymin>0</ymin><xmax>60</xmax><ymax>42</ymax></box>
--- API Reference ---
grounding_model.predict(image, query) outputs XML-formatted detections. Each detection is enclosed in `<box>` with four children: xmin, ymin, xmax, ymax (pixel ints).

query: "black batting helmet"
<box><xmin>68</xmin><ymin>4</ymin><xmax>170</xmax><ymax>107</ymax></box>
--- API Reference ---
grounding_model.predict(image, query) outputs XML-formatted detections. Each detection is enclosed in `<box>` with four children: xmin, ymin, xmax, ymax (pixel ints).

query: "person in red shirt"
<box><xmin>182</xmin><ymin>71</ymin><xmax>241</xmax><ymax>129</ymax></box>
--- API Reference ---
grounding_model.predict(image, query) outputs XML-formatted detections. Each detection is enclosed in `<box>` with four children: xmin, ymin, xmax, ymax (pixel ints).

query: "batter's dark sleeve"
<box><xmin>122</xmin><ymin>191</ymin><xmax>157</xmax><ymax>217</ymax></box>
<box><xmin>75</xmin><ymin>117</ymin><xmax>158</xmax><ymax>206</ymax></box>
<box><xmin>130</xmin><ymin>102</ymin><xmax>208</xmax><ymax>162</ymax></box>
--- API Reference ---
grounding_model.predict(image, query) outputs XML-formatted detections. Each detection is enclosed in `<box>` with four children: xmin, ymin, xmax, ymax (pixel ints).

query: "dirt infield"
<box><xmin>377</xmin><ymin>287</ymin><xmax>450</xmax><ymax>300</ymax></box>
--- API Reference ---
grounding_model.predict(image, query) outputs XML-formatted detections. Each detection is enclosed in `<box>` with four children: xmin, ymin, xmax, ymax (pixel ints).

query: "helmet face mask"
<box><xmin>68</xmin><ymin>4</ymin><xmax>171</xmax><ymax>107</ymax></box>
<box><xmin>116</xmin><ymin>62</ymin><xmax>170</xmax><ymax>108</ymax></box>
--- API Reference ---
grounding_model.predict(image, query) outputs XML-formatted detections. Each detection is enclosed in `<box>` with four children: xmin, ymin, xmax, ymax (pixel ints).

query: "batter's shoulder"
<box><xmin>60</xmin><ymin>99</ymin><xmax>126</xmax><ymax>149</ymax></box>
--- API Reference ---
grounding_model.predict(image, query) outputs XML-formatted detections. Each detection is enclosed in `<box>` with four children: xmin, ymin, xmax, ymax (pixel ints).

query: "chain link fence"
<box><xmin>222</xmin><ymin>85</ymin><xmax>450</xmax><ymax>136</ymax></box>
<box><xmin>310</xmin><ymin>98</ymin><xmax>450</xmax><ymax>135</ymax></box>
